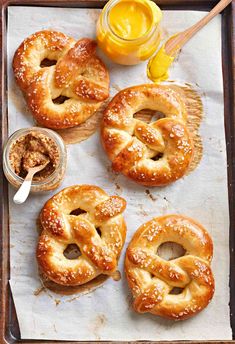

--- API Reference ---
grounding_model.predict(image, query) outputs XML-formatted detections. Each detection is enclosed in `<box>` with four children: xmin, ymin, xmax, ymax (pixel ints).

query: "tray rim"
<box><xmin>0</xmin><ymin>0</ymin><xmax>235</xmax><ymax>343</ymax></box>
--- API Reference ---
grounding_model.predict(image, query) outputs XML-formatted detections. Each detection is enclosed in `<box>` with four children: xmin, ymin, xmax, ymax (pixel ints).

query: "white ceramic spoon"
<box><xmin>13</xmin><ymin>161</ymin><xmax>49</xmax><ymax>204</ymax></box>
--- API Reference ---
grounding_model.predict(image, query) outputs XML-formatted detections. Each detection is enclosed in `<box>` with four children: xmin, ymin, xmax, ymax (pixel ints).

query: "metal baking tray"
<box><xmin>0</xmin><ymin>0</ymin><xmax>234</xmax><ymax>342</ymax></box>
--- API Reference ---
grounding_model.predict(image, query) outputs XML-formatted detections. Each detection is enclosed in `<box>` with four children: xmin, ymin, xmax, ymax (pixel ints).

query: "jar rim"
<box><xmin>104</xmin><ymin>0</ymin><xmax>161</xmax><ymax>43</ymax></box>
<box><xmin>3</xmin><ymin>127</ymin><xmax>66</xmax><ymax>187</ymax></box>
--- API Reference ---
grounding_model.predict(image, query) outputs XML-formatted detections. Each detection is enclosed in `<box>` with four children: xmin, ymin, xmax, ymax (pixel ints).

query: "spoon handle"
<box><xmin>13</xmin><ymin>170</ymin><xmax>34</xmax><ymax>204</ymax></box>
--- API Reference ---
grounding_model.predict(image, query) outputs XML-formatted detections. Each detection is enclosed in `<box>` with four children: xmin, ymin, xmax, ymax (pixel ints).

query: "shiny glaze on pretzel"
<box><xmin>37</xmin><ymin>185</ymin><xmax>126</xmax><ymax>286</ymax></box>
<box><xmin>101</xmin><ymin>84</ymin><xmax>194</xmax><ymax>186</ymax></box>
<box><xmin>125</xmin><ymin>215</ymin><xmax>215</xmax><ymax>320</ymax></box>
<box><xmin>13</xmin><ymin>30</ymin><xmax>109</xmax><ymax>129</ymax></box>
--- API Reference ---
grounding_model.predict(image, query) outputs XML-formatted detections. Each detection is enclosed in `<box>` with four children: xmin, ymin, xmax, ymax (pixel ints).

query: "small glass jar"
<box><xmin>96</xmin><ymin>0</ymin><xmax>162</xmax><ymax>65</ymax></box>
<box><xmin>3</xmin><ymin>127</ymin><xmax>67</xmax><ymax>192</ymax></box>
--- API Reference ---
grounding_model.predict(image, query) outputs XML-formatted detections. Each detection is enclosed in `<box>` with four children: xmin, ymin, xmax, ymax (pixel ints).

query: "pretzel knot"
<box><xmin>37</xmin><ymin>185</ymin><xmax>126</xmax><ymax>286</ymax></box>
<box><xmin>13</xmin><ymin>30</ymin><xmax>109</xmax><ymax>129</ymax></box>
<box><xmin>101</xmin><ymin>84</ymin><xmax>194</xmax><ymax>186</ymax></box>
<box><xmin>125</xmin><ymin>215</ymin><xmax>215</xmax><ymax>320</ymax></box>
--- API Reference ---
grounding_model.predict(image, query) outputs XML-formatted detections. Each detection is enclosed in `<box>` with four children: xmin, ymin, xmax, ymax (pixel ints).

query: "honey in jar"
<box><xmin>96</xmin><ymin>0</ymin><xmax>162</xmax><ymax>65</ymax></box>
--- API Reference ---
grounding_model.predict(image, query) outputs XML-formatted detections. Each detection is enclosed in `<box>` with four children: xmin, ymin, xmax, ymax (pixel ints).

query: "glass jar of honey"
<box><xmin>96</xmin><ymin>0</ymin><xmax>162</xmax><ymax>65</ymax></box>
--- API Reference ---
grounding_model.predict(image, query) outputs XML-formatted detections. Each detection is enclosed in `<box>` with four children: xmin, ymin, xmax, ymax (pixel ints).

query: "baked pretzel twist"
<box><xmin>125</xmin><ymin>215</ymin><xmax>214</xmax><ymax>320</ymax></box>
<box><xmin>101</xmin><ymin>84</ymin><xmax>194</xmax><ymax>186</ymax></box>
<box><xmin>37</xmin><ymin>185</ymin><xmax>126</xmax><ymax>286</ymax></box>
<box><xmin>13</xmin><ymin>30</ymin><xmax>109</xmax><ymax>129</ymax></box>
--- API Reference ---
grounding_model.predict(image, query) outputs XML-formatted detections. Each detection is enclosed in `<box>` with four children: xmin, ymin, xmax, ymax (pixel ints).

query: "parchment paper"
<box><xmin>7</xmin><ymin>6</ymin><xmax>232</xmax><ymax>340</ymax></box>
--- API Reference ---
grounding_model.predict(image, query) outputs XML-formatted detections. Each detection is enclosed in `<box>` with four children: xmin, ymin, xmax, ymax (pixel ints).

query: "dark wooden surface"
<box><xmin>224</xmin><ymin>2</ymin><xmax>235</xmax><ymax>342</ymax></box>
<box><xmin>0</xmin><ymin>0</ymin><xmax>234</xmax><ymax>343</ymax></box>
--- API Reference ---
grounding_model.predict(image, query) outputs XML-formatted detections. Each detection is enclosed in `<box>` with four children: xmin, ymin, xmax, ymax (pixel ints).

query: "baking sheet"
<box><xmin>7</xmin><ymin>6</ymin><xmax>232</xmax><ymax>340</ymax></box>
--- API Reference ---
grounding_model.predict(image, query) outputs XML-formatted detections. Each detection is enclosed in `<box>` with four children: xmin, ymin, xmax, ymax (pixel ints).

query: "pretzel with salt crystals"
<box><xmin>37</xmin><ymin>185</ymin><xmax>126</xmax><ymax>286</ymax></box>
<box><xmin>101</xmin><ymin>84</ymin><xmax>194</xmax><ymax>186</ymax></box>
<box><xmin>13</xmin><ymin>30</ymin><xmax>109</xmax><ymax>129</ymax></box>
<box><xmin>125</xmin><ymin>215</ymin><xmax>215</xmax><ymax>320</ymax></box>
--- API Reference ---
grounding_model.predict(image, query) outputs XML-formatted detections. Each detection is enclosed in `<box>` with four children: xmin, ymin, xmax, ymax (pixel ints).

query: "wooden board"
<box><xmin>0</xmin><ymin>0</ymin><xmax>234</xmax><ymax>342</ymax></box>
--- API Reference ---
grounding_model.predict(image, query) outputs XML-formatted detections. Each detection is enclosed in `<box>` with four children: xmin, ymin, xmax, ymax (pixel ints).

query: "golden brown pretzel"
<box><xmin>37</xmin><ymin>185</ymin><xmax>126</xmax><ymax>286</ymax></box>
<box><xmin>101</xmin><ymin>84</ymin><xmax>194</xmax><ymax>186</ymax></box>
<box><xmin>13</xmin><ymin>30</ymin><xmax>109</xmax><ymax>129</ymax></box>
<box><xmin>125</xmin><ymin>215</ymin><xmax>215</xmax><ymax>320</ymax></box>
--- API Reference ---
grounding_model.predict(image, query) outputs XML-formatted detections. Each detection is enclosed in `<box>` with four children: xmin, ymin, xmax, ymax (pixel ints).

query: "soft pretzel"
<box><xmin>101</xmin><ymin>84</ymin><xmax>194</xmax><ymax>186</ymax></box>
<box><xmin>13</xmin><ymin>30</ymin><xmax>109</xmax><ymax>129</ymax></box>
<box><xmin>125</xmin><ymin>215</ymin><xmax>214</xmax><ymax>320</ymax></box>
<box><xmin>37</xmin><ymin>185</ymin><xmax>126</xmax><ymax>286</ymax></box>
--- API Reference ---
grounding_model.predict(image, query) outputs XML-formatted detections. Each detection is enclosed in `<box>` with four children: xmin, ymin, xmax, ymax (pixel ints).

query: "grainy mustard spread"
<box><xmin>9</xmin><ymin>131</ymin><xmax>60</xmax><ymax>181</ymax></box>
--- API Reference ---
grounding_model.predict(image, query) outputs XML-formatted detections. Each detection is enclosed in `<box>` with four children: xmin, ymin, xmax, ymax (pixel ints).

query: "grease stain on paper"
<box><xmin>145</xmin><ymin>189</ymin><xmax>157</xmax><ymax>201</ymax></box>
<box><xmin>92</xmin><ymin>314</ymin><xmax>107</xmax><ymax>340</ymax></box>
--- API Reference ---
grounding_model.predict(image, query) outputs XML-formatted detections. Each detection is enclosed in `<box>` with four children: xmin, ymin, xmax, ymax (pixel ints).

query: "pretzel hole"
<box><xmin>134</xmin><ymin>109</ymin><xmax>165</xmax><ymax>123</ymax></box>
<box><xmin>150</xmin><ymin>112</ymin><xmax>165</xmax><ymax>122</ymax></box>
<box><xmin>151</xmin><ymin>152</ymin><xmax>164</xmax><ymax>161</ymax></box>
<box><xmin>63</xmin><ymin>244</ymin><xmax>81</xmax><ymax>260</ymax></box>
<box><xmin>170</xmin><ymin>287</ymin><xmax>184</xmax><ymax>295</ymax></box>
<box><xmin>96</xmin><ymin>227</ymin><xmax>102</xmax><ymax>237</ymax></box>
<box><xmin>53</xmin><ymin>95</ymin><xmax>70</xmax><ymax>104</ymax></box>
<box><xmin>70</xmin><ymin>208</ymin><xmax>87</xmax><ymax>216</ymax></box>
<box><xmin>157</xmin><ymin>242</ymin><xmax>186</xmax><ymax>261</ymax></box>
<box><xmin>40</xmin><ymin>58</ymin><xmax>57</xmax><ymax>68</ymax></box>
